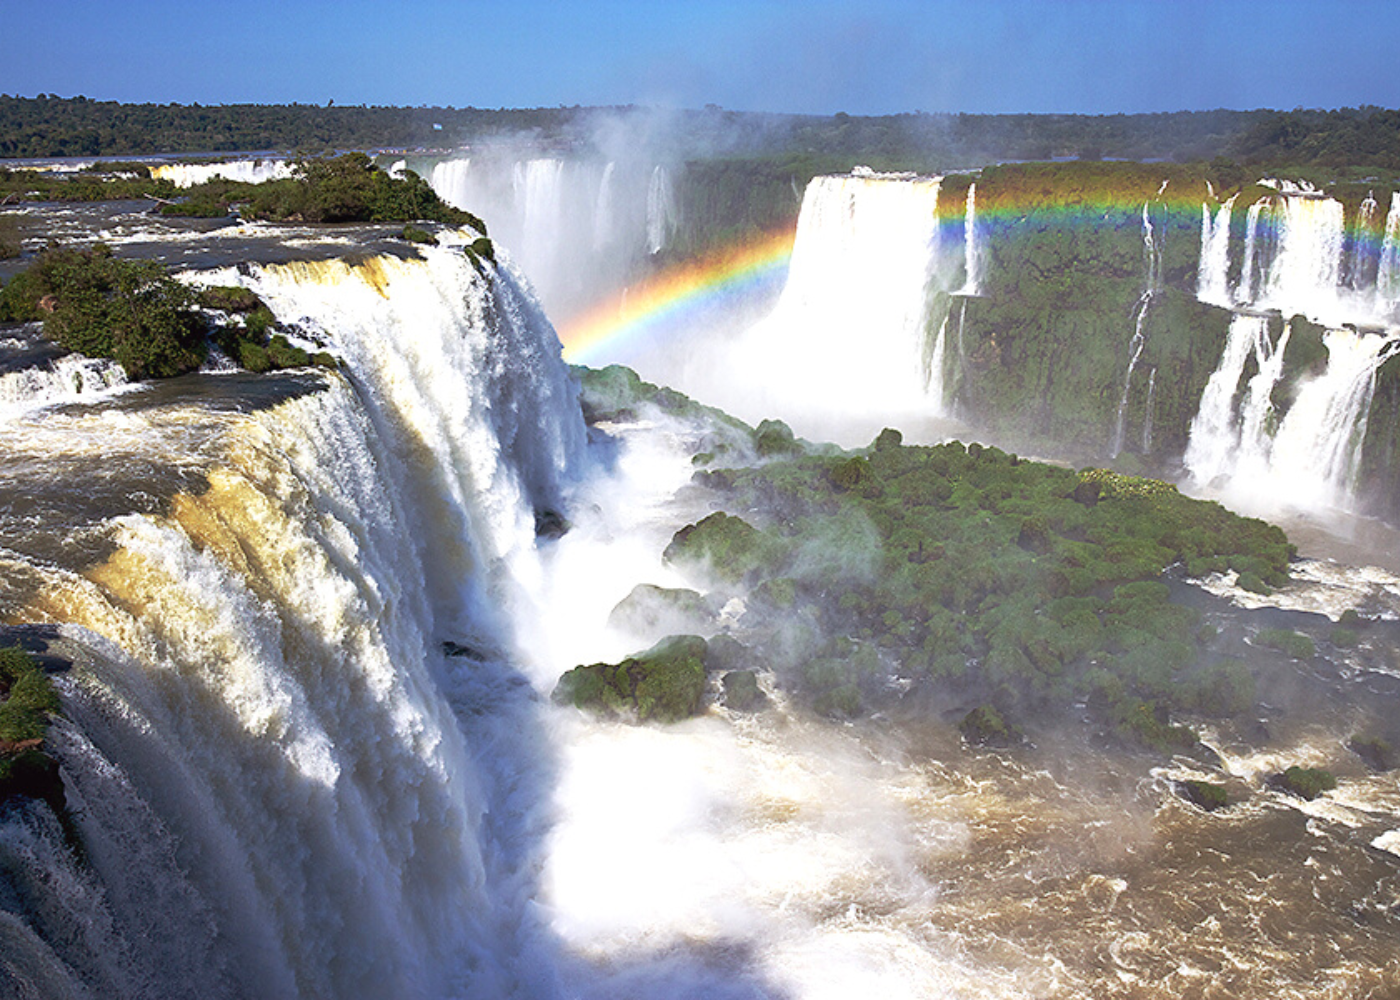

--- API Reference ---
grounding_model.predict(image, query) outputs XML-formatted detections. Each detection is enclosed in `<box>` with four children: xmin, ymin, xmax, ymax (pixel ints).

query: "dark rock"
<box><xmin>721</xmin><ymin>670</ymin><xmax>766</xmax><ymax>712</ymax></box>
<box><xmin>1176</xmin><ymin>779</ymin><xmax>1229</xmax><ymax>811</ymax></box>
<box><xmin>1348</xmin><ymin>735</ymin><xmax>1396</xmax><ymax>771</ymax></box>
<box><xmin>1268</xmin><ymin>765</ymin><xmax>1338</xmax><ymax>800</ymax></box>
<box><xmin>959</xmin><ymin>703</ymin><xmax>1024</xmax><ymax>749</ymax></box>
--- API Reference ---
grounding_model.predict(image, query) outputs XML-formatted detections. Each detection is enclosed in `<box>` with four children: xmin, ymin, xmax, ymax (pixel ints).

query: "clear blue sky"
<box><xmin>4</xmin><ymin>0</ymin><xmax>1396</xmax><ymax>115</ymax></box>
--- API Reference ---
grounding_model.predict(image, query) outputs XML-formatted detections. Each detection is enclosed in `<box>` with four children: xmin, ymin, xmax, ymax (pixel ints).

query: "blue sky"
<box><xmin>4</xmin><ymin>0</ymin><xmax>1397</xmax><ymax>115</ymax></box>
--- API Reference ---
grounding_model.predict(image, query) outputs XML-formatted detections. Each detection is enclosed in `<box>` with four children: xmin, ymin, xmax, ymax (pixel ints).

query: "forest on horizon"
<box><xmin>4</xmin><ymin>95</ymin><xmax>1400</xmax><ymax>172</ymax></box>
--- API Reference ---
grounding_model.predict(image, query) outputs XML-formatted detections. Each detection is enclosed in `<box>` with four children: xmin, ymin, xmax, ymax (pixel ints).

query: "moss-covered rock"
<box><xmin>552</xmin><ymin>635</ymin><xmax>709</xmax><ymax>723</ymax></box>
<box><xmin>959</xmin><ymin>703</ymin><xmax>1023</xmax><ymax>748</ymax></box>
<box><xmin>1256</xmin><ymin>628</ymin><xmax>1315</xmax><ymax>660</ymax></box>
<box><xmin>0</xmin><ymin>646</ymin><xmax>63</xmax><ymax>810</ymax></box>
<box><xmin>1176</xmin><ymin>779</ymin><xmax>1229</xmax><ymax>811</ymax></box>
<box><xmin>664</xmin><ymin>512</ymin><xmax>775</xmax><ymax>585</ymax></box>
<box><xmin>1270</xmin><ymin>765</ymin><xmax>1337</xmax><ymax>800</ymax></box>
<box><xmin>1347</xmin><ymin>735</ymin><xmax>1396</xmax><ymax>771</ymax></box>
<box><xmin>721</xmin><ymin>670</ymin><xmax>766</xmax><ymax>711</ymax></box>
<box><xmin>607</xmin><ymin>584</ymin><xmax>715</xmax><ymax>637</ymax></box>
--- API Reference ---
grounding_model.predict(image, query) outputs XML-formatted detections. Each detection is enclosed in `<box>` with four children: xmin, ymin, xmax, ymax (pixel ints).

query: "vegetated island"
<box><xmin>559</xmin><ymin>365</ymin><xmax>1297</xmax><ymax>761</ymax></box>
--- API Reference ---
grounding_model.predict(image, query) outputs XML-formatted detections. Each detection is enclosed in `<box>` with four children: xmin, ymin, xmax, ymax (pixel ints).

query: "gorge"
<box><xmin>2</xmin><ymin>146</ymin><xmax>1400</xmax><ymax>999</ymax></box>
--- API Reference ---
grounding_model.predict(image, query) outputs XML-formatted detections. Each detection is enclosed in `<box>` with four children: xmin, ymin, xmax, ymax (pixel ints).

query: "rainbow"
<box><xmin>559</xmin><ymin>228</ymin><xmax>795</xmax><ymax>364</ymax></box>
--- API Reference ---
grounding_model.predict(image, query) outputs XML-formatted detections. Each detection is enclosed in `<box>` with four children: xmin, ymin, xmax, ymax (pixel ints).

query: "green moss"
<box><xmin>553</xmin><ymin>635</ymin><xmax>709</xmax><ymax>723</ymax></box>
<box><xmin>664</xmin><ymin>512</ymin><xmax>776</xmax><ymax>585</ymax></box>
<box><xmin>959</xmin><ymin>703</ymin><xmax>1022</xmax><ymax>748</ymax></box>
<box><xmin>1274</xmin><ymin>765</ymin><xmax>1337</xmax><ymax>800</ymax></box>
<box><xmin>1348</xmin><ymin>735</ymin><xmax>1395</xmax><ymax>771</ymax></box>
<box><xmin>0</xmin><ymin>647</ymin><xmax>63</xmax><ymax>809</ymax></box>
<box><xmin>401</xmin><ymin>224</ymin><xmax>436</xmax><ymax>245</ymax></box>
<box><xmin>721</xmin><ymin>670</ymin><xmax>765</xmax><ymax>711</ymax></box>
<box><xmin>1257</xmin><ymin>628</ymin><xmax>1315</xmax><ymax>660</ymax></box>
<box><xmin>1177</xmin><ymin>779</ymin><xmax>1229</xmax><ymax>810</ymax></box>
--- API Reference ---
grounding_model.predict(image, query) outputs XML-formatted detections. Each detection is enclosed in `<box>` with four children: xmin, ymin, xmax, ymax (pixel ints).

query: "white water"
<box><xmin>1189</xmin><ymin>182</ymin><xmax>1400</xmax><ymax>513</ymax></box>
<box><xmin>961</xmin><ymin>182</ymin><xmax>982</xmax><ymax>295</ymax></box>
<box><xmin>1196</xmin><ymin>195</ymin><xmax>1235</xmax><ymax>307</ymax></box>
<box><xmin>427</xmin><ymin>154</ymin><xmax>674</xmax><ymax>321</ymax></box>
<box><xmin>152</xmin><ymin>159</ymin><xmax>294</xmax><ymax>188</ymax></box>
<box><xmin>0</xmin><ymin>236</ymin><xmax>588</xmax><ymax>998</ymax></box>
<box><xmin>0</xmin><ymin>350</ymin><xmax>130</xmax><ymax>414</ymax></box>
<box><xmin>1109</xmin><ymin>203</ymin><xmax>1160</xmax><ymax>458</ymax></box>
<box><xmin>689</xmin><ymin>171</ymin><xmax>959</xmax><ymax>444</ymax></box>
<box><xmin>1185</xmin><ymin>315</ymin><xmax>1398</xmax><ymax>513</ymax></box>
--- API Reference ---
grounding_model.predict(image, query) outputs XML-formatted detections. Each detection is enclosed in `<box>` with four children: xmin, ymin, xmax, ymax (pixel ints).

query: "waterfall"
<box><xmin>1185</xmin><ymin>314</ymin><xmax>1398</xmax><ymax>512</ymax></box>
<box><xmin>645</xmin><ymin>165</ymin><xmax>676</xmax><ymax>255</ymax></box>
<box><xmin>592</xmin><ymin>161</ymin><xmax>617</xmax><ymax>250</ymax></box>
<box><xmin>1237</xmin><ymin>199</ymin><xmax>1268</xmax><ymax>303</ymax></box>
<box><xmin>961</xmin><ymin>182</ymin><xmax>982</xmax><ymax>295</ymax></box>
<box><xmin>1184</xmin><ymin>314</ymin><xmax>1272</xmax><ymax>486</ymax></box>
<box><xmin>716</xmin><ymin>171</ymin><xmax>956</xmax><ymax>440</ymax></box>
<box><xmin>1379</xmin><ymin>193</ymin><xmax>1400</xmax><ymax>303</ymax></box>
<box><xmin>1259</xmin><ymin>193</ymin><xmax>1345</xmax><ymax>319</ymax></box>
<box><xmin>1110</xmin><ymin>201</ymin><xmax>1160</xmax><ymax>457</ymax></box>
<box><xmin>427</xmin><ymin>153</ymin><xmax>673</xmax><ymax>321</ymax></box>
<box><xmin>152</xmin><ymin>159</ymin><xmax>294</xmax><ymax>188</ymax></box>
<box><xmin>1197</xmin><ymin>195</ymin><xmax>1236</xmax><ymax>307</ymax></box>
<box><xmin>0</xmin><ymin>234</ymin><xmax>588</xmax><ymax>998</ymax></box>
<box><xmin>1141</xmin><ymin>367</ymin><xmax>1156</xmax><ymax>454</ymax></box>
<box><xmin>1265</xmin><ymin>329</ymin><xmax>1398</xmax><ymax>510</ymax></box>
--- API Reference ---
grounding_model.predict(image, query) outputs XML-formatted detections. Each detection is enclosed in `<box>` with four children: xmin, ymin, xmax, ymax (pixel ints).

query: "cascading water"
<box><xmin>701</xmin><ymin>170</ymin><xmax>960</xmax><ymax>443</ymax></box>
<box><xmin>961</xmin><ymin>182</ymin><xmax>982</xmax><ymax>295</ymax></box>
<box><xmin>1196</xmin><ymin>194</ymin><xmax>1236</xmax><ymax>307</ymax></box>
<box><xmin>0</xmin><ymin>234</ymin><xmax>588</xmax><ymax>998</ymax></box>
<box><xmin>1188</xmin><ymin>179</ymin><xmax>1400</xmax><ymax>513</ymax></box>
<box><xmin>1110</xmin><ymin>201</ymin><xmax>1161</xmax><ymax>458</ymax></box>
<box><xmin>151</xmin><ymin>159</ymin><xmax>294</xmax><ymax>188</ymax></box>
<box><xmin>426</xmin><ymin>153</ymin><xmax>677</xmax><ymax>322</ymax></box>
<box><xmin>644</xmin><ymin>165</ymin><xmax>676</xmax><ymax>255</ymax></box>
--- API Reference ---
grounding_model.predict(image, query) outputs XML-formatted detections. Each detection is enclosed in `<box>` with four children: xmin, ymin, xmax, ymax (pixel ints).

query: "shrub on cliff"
<box><xmin>3</xmin><ymin>244</ymin><xmax>206</xmax><ymax>378</ymax></box>
<box><xmin>0</xmin><ymin>646</ymin><xmax>63</xmax><ymax>809</ymax></box>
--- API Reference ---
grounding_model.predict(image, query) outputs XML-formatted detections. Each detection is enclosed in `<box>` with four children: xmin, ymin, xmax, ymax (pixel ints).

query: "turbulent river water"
<box><xmin>0</xmin><ymin>194</ymin><xmax>1398</xmax><ymax>999</ymax></box>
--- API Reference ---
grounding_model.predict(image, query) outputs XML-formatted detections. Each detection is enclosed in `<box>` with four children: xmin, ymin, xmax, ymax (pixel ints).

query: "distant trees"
<box><xmin>4</xmin><ymin>95</ymin><xmax>1400</xmax><ymax>173</ymax></box>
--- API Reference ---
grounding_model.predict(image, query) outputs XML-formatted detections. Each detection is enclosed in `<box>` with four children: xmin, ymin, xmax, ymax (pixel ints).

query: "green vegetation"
<box><xmin>720</xmin><ymin>670</ymin><xmax>765</xmax><ymax>711</ymax></box>
<box><xmin>553</xmin><ymin>635</ymin><xmax>709</xmax><ymax>723</ymax></box>
<box><xmin>573</xmin><ymin>364</ymin><xmax>758</xmax><ymax>463</ymax></box>
<box><xmin>1177</xmin><ymin>779</ymin><xmax>1229</xmax><ymax>811</ymax></box>
<box><xmin>0</xmin><ymin>647</ymin><xmax>63</xmax><ymax>809</ymax></box>
<box><xmin>1256</xmin><ymin>628</ymin><xmax>1316</xmax><ymax>660</ymax></box>
<box><xmin>1348</xmin><ymin>735</ymin><xmax>1395</xmax><ymax>771</ymax></box>
<box><xmin>0</xmin><ymin>212</ymin><xmax>20</xmax><ymax>259</ymax></box>
<box><xmin>159</xmin><ymin>153</ymin><xmax>485</xmax><ymax>228</ymax></box>
<box><xmin>1273</xmin><ymin>765</ymin><xmax>1337</xmax><ymax>800</ymax></box>
<box><xmin>959</xmin><ymin>703</ymin><xmax>1023</xmax><ymax>748</ymax></box>
<box><xmin>0</xmin><ymin>252</ymin><xmax>333</xmax><ymax>379</ymax></box>
<box><xmin>0</xmin><ymin>244</ymin><xmax>206</xmax><ymax>378</ymax></box>
<box><xmin>664</xmin><ymin>431</ymin><xmax>1291</xmax><ymax>745</ymax></box>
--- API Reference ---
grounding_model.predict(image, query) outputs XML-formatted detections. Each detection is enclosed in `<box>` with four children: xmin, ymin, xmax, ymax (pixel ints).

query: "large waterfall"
<box><xmin>1187</xmin><ymin>182</ymin><xmax>1400</xmax><ymax>513</ymax></box>
<box><xmin>426</xmin><ymin>155</ymin><xmax>677</xmax><ymax>323</ymax></box>
<box><xmin>0</xmin><ymin>235</ymin><xmax>586</xmax><ymax>998</ymax></box>
<box><xmin>676</xmin><ymin>170</ymin><xmax>968</xmax><ymax>444</ymax></box>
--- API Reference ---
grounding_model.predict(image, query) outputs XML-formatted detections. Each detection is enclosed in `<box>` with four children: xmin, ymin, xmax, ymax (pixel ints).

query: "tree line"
<box><xmin>5</xmin><ymin>95</ymin><xmax>1400</xmax><ymax>172</ymax></box>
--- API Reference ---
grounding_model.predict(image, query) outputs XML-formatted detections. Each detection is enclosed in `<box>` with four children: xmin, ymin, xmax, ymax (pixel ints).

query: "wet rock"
<box><xmin>721</xmin><ymin>670</ymin><xmax>766</xmax><ymax>712</ymax></box>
